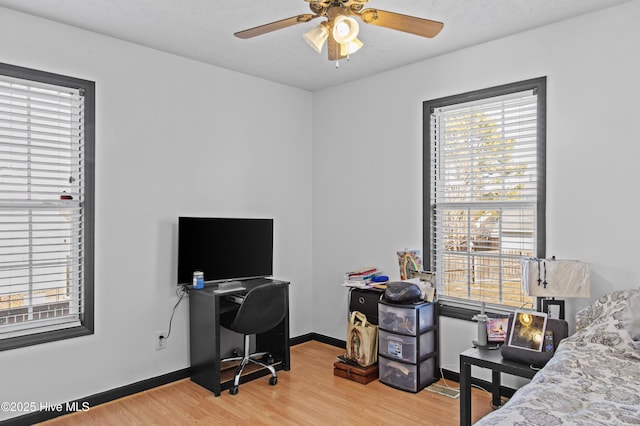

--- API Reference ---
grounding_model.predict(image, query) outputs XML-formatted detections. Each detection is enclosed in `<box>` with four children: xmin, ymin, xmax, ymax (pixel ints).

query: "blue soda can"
<box><xmin>193</xmin><ymin>271</ymin><xmax>204</xmax><ymax>289</ymax></box>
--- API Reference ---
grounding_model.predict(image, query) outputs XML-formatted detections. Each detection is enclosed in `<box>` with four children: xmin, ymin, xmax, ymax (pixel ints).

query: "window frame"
<box><xmin>423</xmin><ymin>77</ymin><xmax>546</xmax><ymax>318</ymax></box>
<box><xmin>0</xmin><ymin>62</ymin><xmax>95</xmax><ymax>351</ymax></box>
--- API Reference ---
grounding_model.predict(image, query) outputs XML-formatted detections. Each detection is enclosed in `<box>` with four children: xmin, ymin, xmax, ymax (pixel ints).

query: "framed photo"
<box><xmin>507</xmin><ymin>310</ymin><xmax>548</xmax><ymax>352</ymax></box>
<box><xmin>486</xmin><ymin>317</ymin><xmax>509</xmax><ymax>343</ymax></box>
<box><xmin>541</xmin><ymin>298</ymin><xmax>565</xmax><ymax>320</ymax></box>
<box><xmin>396</xmin><ymin>249</ymin><xmax>423</xmax><ymax>280</ymax></box>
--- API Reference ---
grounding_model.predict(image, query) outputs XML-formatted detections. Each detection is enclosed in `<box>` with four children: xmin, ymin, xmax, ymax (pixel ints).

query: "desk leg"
<box><xmin>491</xmin><ymin>370</ymin><xmax>501</xmax><ymax>407</ymax></box>
<box><xmin>459</xmin><ymin>358</ymin><xmax>471</xmax><ymax>426</ymax></box>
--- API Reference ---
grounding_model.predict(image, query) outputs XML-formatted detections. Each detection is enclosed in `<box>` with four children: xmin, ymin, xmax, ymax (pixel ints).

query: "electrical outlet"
<box><xmin>155</xmin><ymin>332</ymin><xmax>167</xmax><ymax>350</ymax></box>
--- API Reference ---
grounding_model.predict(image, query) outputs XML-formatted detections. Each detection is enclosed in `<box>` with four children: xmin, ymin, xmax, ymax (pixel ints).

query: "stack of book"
<box><xmin>343</xmin><ymin>267</ymin><xmax>381</xmax><ymax>288</ymax></box>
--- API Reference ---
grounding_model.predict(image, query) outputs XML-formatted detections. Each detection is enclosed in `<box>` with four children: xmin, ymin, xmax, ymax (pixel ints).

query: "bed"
<box><xmin>475</xmin><ymin>288</ymin><xmax>640</xmax><ymax>425</ymax></box>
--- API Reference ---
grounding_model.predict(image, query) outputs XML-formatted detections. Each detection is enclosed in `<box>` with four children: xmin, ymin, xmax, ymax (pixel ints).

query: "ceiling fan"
<box><xmin>234</xmin><ymin>0</ymin><xmax>444</xmax><ymax>61</ymax></box>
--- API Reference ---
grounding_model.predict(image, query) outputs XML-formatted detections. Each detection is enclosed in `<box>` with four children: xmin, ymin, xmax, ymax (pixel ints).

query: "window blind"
<box><xmin>430</xmin><ymin>89</ymin><xmax>539</xmax><ymax>308</ymax></box>
<box><xmin>0</xmin><ymin>74</ymin><xmax>85</xmax><ymax>338</ymax></box>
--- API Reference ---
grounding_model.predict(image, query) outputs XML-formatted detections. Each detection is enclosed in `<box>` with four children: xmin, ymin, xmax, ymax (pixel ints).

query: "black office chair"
<box><xmin>220</xmin><ymin>281</ymin><xmax>287</xmax><ymax>395</ymax></box>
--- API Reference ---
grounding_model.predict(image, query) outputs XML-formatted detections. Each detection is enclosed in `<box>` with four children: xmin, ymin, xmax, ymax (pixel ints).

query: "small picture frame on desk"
<box><xmin>541</xmin><ymin>298</ymin><xmax>565</xmax><ymax>320</ymax></box>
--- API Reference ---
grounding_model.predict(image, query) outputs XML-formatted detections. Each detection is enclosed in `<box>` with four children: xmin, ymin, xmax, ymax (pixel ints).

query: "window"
<box><xmin>0</xmin><ymin>63</ymin><xmax>94</xmax><ymax>350</ymax></box>
<box><xmin>423</xmin><ymin>78</ymin><xmax>545</xmax><ymax>311</ymax></box>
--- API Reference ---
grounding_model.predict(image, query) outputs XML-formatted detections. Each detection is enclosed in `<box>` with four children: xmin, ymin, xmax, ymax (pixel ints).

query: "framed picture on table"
<box><xmin>541</xmin><ymin>298</ymin><xmax>565</xmax><ymax>320</ymax></box>
<box><xmin>507</xmin><ymin>310</ymin><xmax>548</xmax><ymax>352</ymax></box>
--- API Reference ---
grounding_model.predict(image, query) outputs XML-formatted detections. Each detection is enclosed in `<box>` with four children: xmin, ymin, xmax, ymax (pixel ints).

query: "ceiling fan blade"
<box><xmin>357</xmin><ymin>9</ymin><xmax>444</xmax><ymax>38</ymax></box>
<box><xmin>235</xmin><ymin>14</ymin><xmax>317</xmax><ymax>39</ymax></box>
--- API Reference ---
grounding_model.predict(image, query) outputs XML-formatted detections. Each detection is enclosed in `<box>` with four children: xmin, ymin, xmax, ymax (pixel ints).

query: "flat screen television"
<box><xmin>177</xmin><ymin>217</ymin><xmax>273</xmax><ymax>286</ymax></box>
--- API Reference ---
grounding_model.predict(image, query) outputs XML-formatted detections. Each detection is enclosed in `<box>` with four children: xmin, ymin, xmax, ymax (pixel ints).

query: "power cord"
<box><xmin>438</xmin><ymin>366</ymin><xmax>456</xmax><ymax>388</ymax></box>
<box><xmin>161</xmin><ymin>285</ymin><xmax>189</xmax><ymax>342</ymax></box>
<box><xmin>438</xmin><ymin>365</ymin><xmax>485</xmax><ymax>393</ymax></box>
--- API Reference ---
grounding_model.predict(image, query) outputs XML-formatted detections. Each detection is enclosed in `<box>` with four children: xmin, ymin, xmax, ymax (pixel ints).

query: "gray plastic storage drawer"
<box><xmin>379</xmin><ymin>329</ymin><xmax>435</xmax><ymax>363</ymax></box>
<box><xmin>379</xmin><ymin>356</ymin><xmax>436</xmax><ymax>393</ymax></box>
<box><xmin>378</xmin><ymin>302</ymin><xmax>434</xmax><ymax>335</ymax></box>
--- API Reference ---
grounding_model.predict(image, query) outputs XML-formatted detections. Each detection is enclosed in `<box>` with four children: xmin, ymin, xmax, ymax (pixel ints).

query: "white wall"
<box><xmin>0</xmin><ymin>8</ymin><xmax>313</xmax><ymax>421</ymax></box>
<box><xmin>2</xmin><ymin>1</ymin><xmax>640</xmax><ymax>420</ymax></box>
<box><xmin>312</xmin><ymin>0</ymin><xmax>640</xmax><ymax>384</ymax></box>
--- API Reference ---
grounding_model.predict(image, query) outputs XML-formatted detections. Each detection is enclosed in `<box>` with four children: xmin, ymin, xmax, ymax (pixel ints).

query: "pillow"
<box><xmin>570</xmin><ymin>288</ymin><xmax>640</xmax><ymax>356</ymax></box>
<box><xmin>575</xmin><ymin>288</ymin><xmax>638</xmax><ymax>331</ymax></box>
<box><xmin>623</xmin><ymin>292</ymin><xmax>640</xmax><ymax>340</ymax></box>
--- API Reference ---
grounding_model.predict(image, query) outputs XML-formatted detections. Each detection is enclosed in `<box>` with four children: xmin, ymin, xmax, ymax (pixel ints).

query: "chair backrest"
<box><xmin>230</xmin><ymin>282</ymin><xmax>287</xmax><ymax>335</ymax></box>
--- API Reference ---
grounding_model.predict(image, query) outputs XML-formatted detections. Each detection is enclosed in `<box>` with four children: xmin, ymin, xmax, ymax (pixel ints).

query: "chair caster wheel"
<box><xmin>269</xmin><ymin>376</ymin><xmax>278</xmax><ymax>386</ymax></box>
<box><xmin>229</xmin><ymin>386</ymin><xmax>239</xmax><ymax>395</ymax></box>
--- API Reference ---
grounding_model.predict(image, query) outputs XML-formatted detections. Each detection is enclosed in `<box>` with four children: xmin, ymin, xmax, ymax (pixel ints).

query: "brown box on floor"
<box><xmin>333</xmin><ymin>361</ymin><xmax>379</xmax><ymax>384</ymax></box>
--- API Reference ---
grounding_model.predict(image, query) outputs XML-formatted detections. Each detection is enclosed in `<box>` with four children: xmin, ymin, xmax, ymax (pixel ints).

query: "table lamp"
<box><xmin>521</xmin><ymin>257</ymin><xmax>591</xmax><ymax>320</ymax></box>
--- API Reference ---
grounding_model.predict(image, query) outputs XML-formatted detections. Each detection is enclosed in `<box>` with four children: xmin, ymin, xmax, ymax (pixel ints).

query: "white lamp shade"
<box><xmin>303</xmin><ymin>23</ymin><xmax>329</xmax><ymax>53</ymax></box>
<box><xmin>521</xmin><ymin>258</ymin><xmax>591</xmax><ymax>298</ymax></box>
<box><xmin>332</xmin><ymin>15</ymin><xmax>359</xmax><ymax>44</ymax></box>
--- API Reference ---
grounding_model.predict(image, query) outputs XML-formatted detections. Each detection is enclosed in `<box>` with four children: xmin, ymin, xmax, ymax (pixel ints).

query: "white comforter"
<box><xmin>475</xmin><ymin>289</ymin><xmax>640</xmax><ymax>425</ymax></box>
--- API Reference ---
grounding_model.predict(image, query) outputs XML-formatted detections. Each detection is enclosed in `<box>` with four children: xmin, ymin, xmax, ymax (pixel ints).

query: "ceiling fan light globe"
<box><xmin>303</xmin><ymin>23</ymin><xmax>329</xmax><ymax>53</ymax></box>
<box><xmin>348</xmin><ymin>37</ymin><xmax>363</xmax><ymax>54</ymax></box>
<box><xmin>339</xmin><ymin>37</ymin><xmax>363</xmax><ymax>56</ymax></box>
<box><xmin>332</xmin><ymin>15</ymin><xmax>359</xmax><ymax>44</ymax></box>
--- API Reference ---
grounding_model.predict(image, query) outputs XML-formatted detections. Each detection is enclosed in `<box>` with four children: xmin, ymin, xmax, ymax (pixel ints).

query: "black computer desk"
<box><xmin>188</xmin><ymin>278</ymin><xmax>290</xmax><ymax>396</ymax></box>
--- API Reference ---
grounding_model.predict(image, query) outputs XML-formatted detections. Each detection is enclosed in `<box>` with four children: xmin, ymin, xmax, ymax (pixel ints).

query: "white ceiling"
<box><xmin>0</xmin><ymin>0</ymin><xmax>631</xmax><ymax>91</ymax></box>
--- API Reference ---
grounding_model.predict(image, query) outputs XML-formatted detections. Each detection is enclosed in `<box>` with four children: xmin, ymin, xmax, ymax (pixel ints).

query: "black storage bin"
<box><xmin>349</xmin><ymin>288</ymin><xmax>384</xmax><ymax>325</ymax></box>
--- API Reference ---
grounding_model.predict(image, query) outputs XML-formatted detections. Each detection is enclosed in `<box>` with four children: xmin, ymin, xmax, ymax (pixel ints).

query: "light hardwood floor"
<box><xmin>40</xmin><ymin>341</ymin><xmax>495</xmax><ymax>425</ymax></box>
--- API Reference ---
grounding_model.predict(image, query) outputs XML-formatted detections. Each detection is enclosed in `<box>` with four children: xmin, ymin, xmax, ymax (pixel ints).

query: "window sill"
<box><xmin>438</xmin><ymin>299</ymin><xmax>514</xmax><ymax>321</ymax></box>
<box><xmin>0</xmin><ymin>325</ymin><xmax>93</xmax><ymax>352</ymax></box>
<box><xmin>439</xmin><ymin>303</ymin><xmax>479</xmax><ymax>321</ymax></box>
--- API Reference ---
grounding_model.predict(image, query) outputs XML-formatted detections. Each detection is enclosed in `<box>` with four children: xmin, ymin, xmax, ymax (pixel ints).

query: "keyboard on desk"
<box><xmin>224</xmin><ymin>294</ymin><xmax>245</xmax><ymax>305</ymax></box>
<box><xmin>212</xmin><ymin>286</ymin><xmax>246</xmax><ymax>295</ymax></box>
